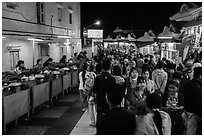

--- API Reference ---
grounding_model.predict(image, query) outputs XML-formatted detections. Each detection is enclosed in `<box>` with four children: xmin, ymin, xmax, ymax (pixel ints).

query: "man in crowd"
<box><xmin>92</xmin><ymin>59</ymin><xmax>116</xmax><ymax>134</ymax></box>
<box><xmin>152</xmin><ymin>60</ymin><xmax>168</xmax><ymax>95</ymax></box>
<box><xmin>98</xmin><ymin>84</ymin><xmax>136</xmax><ymax>135</ymax></box>
<box><xmin>182</xmin><ymin>67</ymin><xmax>202</xmax><ymax>135</ymax></box>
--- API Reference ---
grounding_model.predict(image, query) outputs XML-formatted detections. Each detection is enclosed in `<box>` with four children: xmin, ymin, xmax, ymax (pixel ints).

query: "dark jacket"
<box><xmin>92</xmin><ymin>71</ymin><xmax>116</xmax><ymax>110</ymax></box>
<box><xmin>183</xmin><ymin>78</ymin><xmax>202</xmax><ymax>117</ymax></box>
<box><xmin>125</xmin><ymin>77</ymin><xmax>133</xmax><ymax>104</ymax></box>
<box><xmin>98</xmin><ymin>107</ymin><xmax>136</xmax><ymax>135</ymax></box>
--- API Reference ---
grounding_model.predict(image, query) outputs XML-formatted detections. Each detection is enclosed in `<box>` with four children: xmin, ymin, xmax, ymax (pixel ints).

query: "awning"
<box><xmin>113</xmin><ymin>35</ymin><xmax>121</xmax><ymax>42</ymax></box>
<box><xmin>113</xmin><ymin>27</ymin><xmax>123</xmax><ymax>33</ymax></box>
<box><xmin>158</xmin><ymin>26</ymin><xmax>180</xmax><ymax>40</ymax></box>
<box><xmin>137</xmin><ymin>32</ymin><xmax>155</xmax><ymax>42</ymax></box>
<box><xmin>126</xmin><ymin>34</ymin><xmax>136</xmax><ymax>42</ymax></box>
<box><xmin>103</xmin><ymin>35</ymin><xmax>113</xmax><ymax>42</ymax></box>
<box><xmin>136</xmin><ymin>42</ymin><xmax>154</xmax><ymax>48</ymax></box>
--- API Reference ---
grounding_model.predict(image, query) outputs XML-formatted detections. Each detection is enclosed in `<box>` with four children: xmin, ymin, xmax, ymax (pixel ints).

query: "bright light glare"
<box><xmin>94</xmin><ymin>20</ymin><xmax>101</xmax><ymax>25</ymax></box>
<box><xmin>57</xmin><ymin>35</ymin><xmax>72</xmax><ymax>38</ymax></box>
<box><xmin>158</xmin><ymin>36</ymin><xmax>173</xmax><ymax>39</ymax></box>
<box><xmin>28</xmin><ymin>38</ymin><xmax>43</xmax><ymax>41</ymax></box>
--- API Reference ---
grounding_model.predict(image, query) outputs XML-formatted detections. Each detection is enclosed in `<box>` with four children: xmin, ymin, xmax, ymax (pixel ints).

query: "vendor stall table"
<box><xmin>71</xmin><ymin>69</ymin><xmax>79</xmax><ymax>88</ymax></box>
<box><xmin>31</xmin><ymin>81</ymin><xmax>50</xmax><ymax>114</ymax></box>
<box><xmin>50</xmin><ymin>76</ymin><xmax>63</xmax><ymax>102</ymax></box>
<box><xmin>63</xmin><ymin>72</ymin><xmax>71</xmax><ymax>94</ymax></box>
<box><xmin>3</xmin><ymin>88</ymin><xmax>30</xmax><ymax>134</ymax></box>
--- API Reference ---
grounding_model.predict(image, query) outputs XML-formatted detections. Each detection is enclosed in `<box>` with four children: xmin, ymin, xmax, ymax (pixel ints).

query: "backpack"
<box><xmin>84</xmin><ymin>72</ymin><xmax>96</xmax><ymax>95</ymax></box>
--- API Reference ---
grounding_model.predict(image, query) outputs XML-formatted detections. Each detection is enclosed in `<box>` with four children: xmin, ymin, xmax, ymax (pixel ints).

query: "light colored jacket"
<box><xmin>146</xmin><ymin>79</ymin><xmax>154</xmax><ymax>94</ymax></box>
<box><xmin>135</xmin><ymin>110</ymin><xmax>171</xmax><ymax>135</ymax></box>
<box><xmin>78</xmin><ymin>71</ymin><xmax>88</xmax><ymax>90</ymax></box>
<box><xmin>152</xmin><ymin>69</ymin><xmax>168</xmax><ymax>93</ymax></box>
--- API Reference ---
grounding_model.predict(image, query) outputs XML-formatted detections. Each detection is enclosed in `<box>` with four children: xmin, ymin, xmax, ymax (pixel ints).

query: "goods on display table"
<box><xmin>2</xmin><ymin>62</ymin><xmax>79</xmax><ymax>133</ymax></box>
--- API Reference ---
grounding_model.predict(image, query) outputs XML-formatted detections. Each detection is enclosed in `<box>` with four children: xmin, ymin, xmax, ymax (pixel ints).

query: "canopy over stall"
<box><xmin>136</xmin><ymin>30</ymin><xmax>156</xmax><ymax>48</ymax></box>
<box><xmin>103</xmin><ymin>35</ymin><xmax>114</xmax><ymax>42</ymax></box>
<box><xmin>158</xmin><ymin>26</ymin><xmax>180</xmax><ymax>40</ymax></box>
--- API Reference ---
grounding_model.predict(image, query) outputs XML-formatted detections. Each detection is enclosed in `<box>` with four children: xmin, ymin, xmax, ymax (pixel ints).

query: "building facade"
<box><xmin>2</xmin><ymin>2</ymin><xmax>81</xmax><ymax>72</ymax></box>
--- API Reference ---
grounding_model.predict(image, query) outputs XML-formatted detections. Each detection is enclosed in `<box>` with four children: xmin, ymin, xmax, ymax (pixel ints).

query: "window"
<box><xmin>69</xmin><ymin>13</ymin><xmax>72</xmax><ymax>24</ymax></box>
<box><xmin>10</xmin><ymin>51</ymin><xmax>19</xmax><ymax>70</ymax></box>
<box><xmin>57</xmin><ymin>4</ymin><xmax>63</xmax><ymax>22</ymax></box>
<box><xmin>40</xmin><ymin>43</ymin><xmax>49</xmax><ymax>56</ymax></box>
<box><xmin>58</xmin><ymin>7</ymin><xmax>62</xmax><ymax>21</ymax></box>
<box><xmin>36</xmin><ymin>2</ymin><xmax>45</xmax><ymax>24</ymax></box>
<box><xmin>6</xmin><ymin>2</ymin><xmax>18</xmax><ymax>9</ymax></box>
<box><xmin>68</xmin><ymin>8</ymin><xmax>73</xmax><ymax>24</ymax></box>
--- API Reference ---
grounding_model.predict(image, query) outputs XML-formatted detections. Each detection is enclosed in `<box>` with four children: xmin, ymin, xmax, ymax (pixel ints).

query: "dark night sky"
<box><xmin>81</xmin><ymin>2</ymin><xmax>202</xmax><ymax>38</ymax></box>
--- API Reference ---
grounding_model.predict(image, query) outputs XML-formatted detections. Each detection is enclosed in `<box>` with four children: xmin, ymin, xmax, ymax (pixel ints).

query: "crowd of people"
<box><xmin>78</xmin><ymin>49</ymin><xmax>202</xmax><ymax>135</ymax></box>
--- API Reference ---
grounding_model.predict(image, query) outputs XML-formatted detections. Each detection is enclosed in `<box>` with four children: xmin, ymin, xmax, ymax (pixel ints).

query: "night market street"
<box><xmin>2</xmin><ymin>1</ymin><xmax>202</xmax><ymax>135</ymax></box>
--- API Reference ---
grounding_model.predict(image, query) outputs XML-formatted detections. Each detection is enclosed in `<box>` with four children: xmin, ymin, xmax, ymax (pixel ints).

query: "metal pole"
<box><xmin>92</xmin><ymin>39</ymin><xmax>94</xmax><ymax>58</ymax></box>
<box><xmin>32</xmin><ymin>40</ymin><xmax>35</xmax><ymax>67</ymax></box>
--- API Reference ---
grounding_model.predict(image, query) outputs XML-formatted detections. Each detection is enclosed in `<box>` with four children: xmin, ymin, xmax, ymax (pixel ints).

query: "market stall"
<box><xmin>2</xmin><ymin>63</ymin><xmax>79</xmax><ymax>133</ymax></box>
<box><xmin>136</xmin><ymin>30</ymin><xmax>156</xmax><ymax>55</ymax></box>
<box><xmin>158</xmin><ymin>26</ymin><xmax>181</xmax><ymax>61</ymax></box>
<box><xmin>31</xmin><ymin>81</ymin><xmax>50</xmax><ymax>113</ymax></box>
<box><xmin>63</xmin><ymin>72</ymin><xmax>71</xmax><ymax>94</ymax></box>
<box><xmin>71</xmin><ymin>68</ymin><xmax>79</xmax><ymax>88</ymax></box>
<box><xmin>3</xmin><ymin>88</ymin><xmax>30</xmax><ymax>133</ymax></box>
<box><xmin>51</xmin><ymin>73</ymin><xmax>63</xmax><ymax>102</ymax></box>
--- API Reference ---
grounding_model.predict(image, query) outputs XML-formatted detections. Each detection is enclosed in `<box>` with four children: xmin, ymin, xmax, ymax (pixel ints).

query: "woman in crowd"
<box><xmin>131</xmin><ymin>76</ymin><xmax>147</xmax><ymax>115</ymax></box>
<box><xmin>59</xmin><ymin>55</ymin><xmax>67</xmax><ymax>64</ymax></box>
<box><xmin>162</xmin><ymin>79</ymin><xmax>184</xmax><ymax>111</ymax></box>
<box><xmin>122</xmin><ymin>58</ymin><xmax>129</xmax><ymax>78</ymax></box>
<box><xmin>112</xmin><ymin>65</ymin><xmax>125</xmax><ymax>107</ymax></box>
<box><xmin>125</xmin><ymin>67</ymin><xmax>139</xmax><ymax>109</ymax></box>
<box><xmin>78</xmin><ymin>63</ymin><xmax>89</xmax><ymax>112</ymax></box>
<box><xmin>85</xmin><ymin>64</ymin><xmax>97</xmax><ymax>127</ymax></box>
<box><xmin>33</xmin><ymin>59</ymin><xmax>43</xmax><ymax>73</ymax></box>
<box><xmin>135</xmin><ymin>93</ymin><xmax>171</xmax><ymax>135</ymax></box>
<box><xmin>15</xmin><ymin>60</ymin><xmax>26</xmax><ymax>74</ymax></box>
<box><xmin>142</xmin><ymin>69</ymin><xmax>154</xmax><ymax>95</ymax></box>
<box><xmin>161</xmin><ymin>79</ymin><xmax>185</xmax><ymax>134</ymax></box>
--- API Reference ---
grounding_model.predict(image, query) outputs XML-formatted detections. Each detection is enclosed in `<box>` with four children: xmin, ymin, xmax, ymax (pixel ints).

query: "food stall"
<box><xmin>3</xmin><ymin>88</ymin><xmax>30</xmax><ymax>133</ymax></box>
<box><xmin>2</xmin><ymin>62</ymin><xmax>79</xmax><ymax>133</ymax></box>
<box><xmin>169</xmin><ymin>4</ymin><xmax>202</xmax><ymax>62</ymax></box>
<box><xmin>136</xmin><ymin>30</ymin><xmax>156</xmax><ymax>55</ymax></box>
<box><xmin>157</xmin><ymin>26</ymin><xmax>181</xmax><ymax>61</ymax></box>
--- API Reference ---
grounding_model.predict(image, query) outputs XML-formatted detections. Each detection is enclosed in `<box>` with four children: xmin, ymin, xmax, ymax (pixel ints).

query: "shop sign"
<box><xmin>88</xmin><ymin>29</ymin><xmax>103</xmax><ymax>39</ymax></box>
